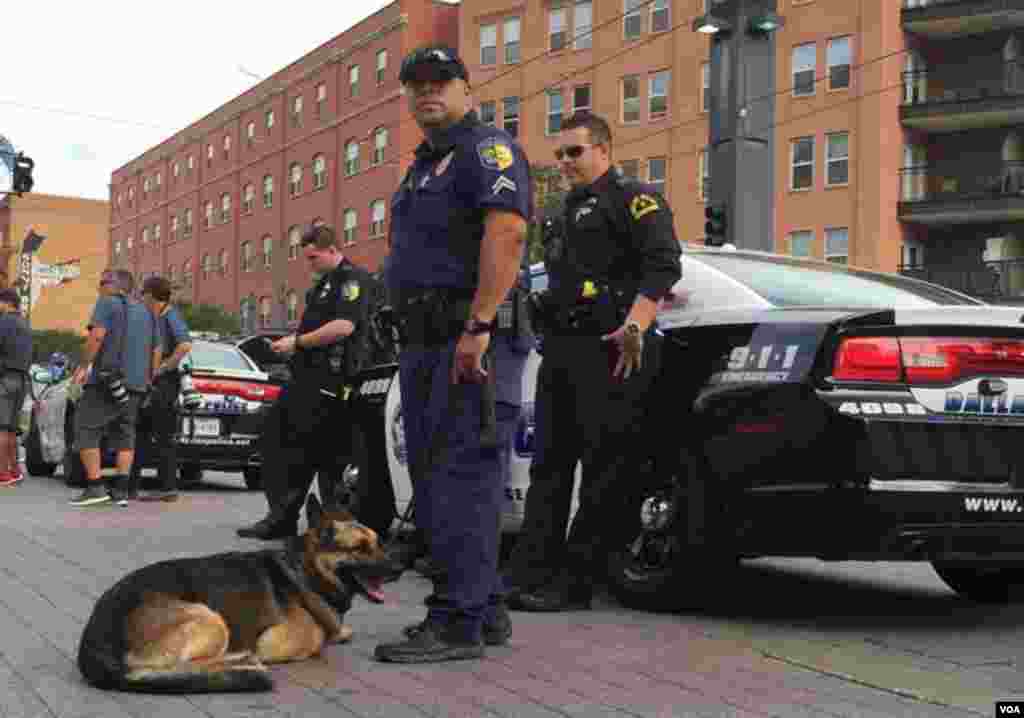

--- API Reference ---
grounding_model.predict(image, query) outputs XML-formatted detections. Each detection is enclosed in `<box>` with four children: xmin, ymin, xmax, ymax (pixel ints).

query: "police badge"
<box><xmin>341</xmin><ymin>280</ymin><xmax>361</xmax><ymax>301</ymax></box>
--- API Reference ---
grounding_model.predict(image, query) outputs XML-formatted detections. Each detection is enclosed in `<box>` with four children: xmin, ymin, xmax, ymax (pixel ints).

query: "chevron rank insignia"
<box><xmin>341</xmin><ymin>281</ymin><xmax>360</xmax><ymax>301</ymax></box>
<box><xmin>492</xmin><ymin>176</ymin><xmax>517</xmax><ymax>195</ymax></box>
<box><xmin>630</xmin><ymin>194</ymin><xmax>660</xmax><ymax>220</ymax></box>
<box><xmin>477</xmin><ymin>137</ymin><xmax>514</xmax><ymax>171</ymax></box>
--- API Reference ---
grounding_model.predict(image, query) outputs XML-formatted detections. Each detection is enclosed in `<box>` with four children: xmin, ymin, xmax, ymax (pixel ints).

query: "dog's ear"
<box><xmin>305</xmin><ymin>493</ymin><xmax>323</xmax><ymax>529</ymax></box>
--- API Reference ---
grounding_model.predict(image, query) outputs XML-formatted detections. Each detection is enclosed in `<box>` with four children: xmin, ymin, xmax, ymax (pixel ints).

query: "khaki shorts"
<box><xmin>74</xmin><ymin>385</ymin><xmax>142</xmax><ymax>451</ymax></box>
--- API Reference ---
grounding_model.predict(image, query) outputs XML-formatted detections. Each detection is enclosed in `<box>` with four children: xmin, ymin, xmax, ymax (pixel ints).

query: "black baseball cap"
<box><xmin>399</xmin><ymin>45</ymin><xmax>469</xmax><ymax>84</ymax></box>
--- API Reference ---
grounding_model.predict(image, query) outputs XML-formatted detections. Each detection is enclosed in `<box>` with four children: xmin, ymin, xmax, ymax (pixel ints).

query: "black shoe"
<box><xmin>402</xmin><ymin>604</ymin><xmax>511</xmax><ymax>646</ymax></box>
<box><xmin>69</xmin><ymin>483</ymin><xmax>111</xmax><ymax>507</ymax></box>
<box><xmin>375</xmin><ymin>622</ymin><xmax>484</xmax><ymax>663</ymax></box>
<box><xmin>236</xmin><ymin>516</ymin><xmax>297</xmax><ymax>540</ymax></box>
<box><xmin>507</xmin><ymin>587</ymin><xmax>592</xmax><ymax>613</ymax></box>
<box><xmin>108</xmin><ymin>487</ymin><xmax>130</xmax><ymax>507</ymax></box>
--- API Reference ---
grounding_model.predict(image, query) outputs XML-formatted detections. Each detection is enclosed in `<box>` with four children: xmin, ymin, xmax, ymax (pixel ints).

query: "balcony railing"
<box><xmin>900</xmin><ymin>258</ymin><xmax>1024</xmax><ymax>299</ymax></box>
<box><xmin>900</xmin><ymin>161</ymin><xmax>1024</xmax><ymax>202</ymax></box>
<box><xmin>902</xmin><ymin>0</ymin><xmax>1024</xmax><ymax>37</ymax></box>
<box><xmin>902</xmin><ymin>61</ymin><xmax>1024</xmax><ymax>107</ymax></box>
<box><xmin>903</xmin><ymin>0</ymin><xmax>984</xmax><ymax>7</ymax></box>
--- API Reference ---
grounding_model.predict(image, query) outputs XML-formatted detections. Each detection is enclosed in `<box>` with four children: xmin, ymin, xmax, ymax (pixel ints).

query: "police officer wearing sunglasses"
<box><xmin>375</xmin><ymin>45</ymin><xmax>533</xmax><ymax>663</ymax></box>
<box><xmin>505</xmin><ymin>112</ymin><xmax>681</xmax><ymax>612</ymax></box>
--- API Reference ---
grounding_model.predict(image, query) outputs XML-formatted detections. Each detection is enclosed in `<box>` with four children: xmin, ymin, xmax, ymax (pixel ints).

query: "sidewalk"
<box><xmin>0</xmin><ymin>474</ymin><xmax>987</xmax><ymax>718</ymax></box>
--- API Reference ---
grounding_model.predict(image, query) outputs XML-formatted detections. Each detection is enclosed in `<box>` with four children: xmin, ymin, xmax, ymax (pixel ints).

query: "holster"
<box><xmin>395</xmin><ymin>289</ymin><xmax>474</xmax><ymax>346</ymax></box>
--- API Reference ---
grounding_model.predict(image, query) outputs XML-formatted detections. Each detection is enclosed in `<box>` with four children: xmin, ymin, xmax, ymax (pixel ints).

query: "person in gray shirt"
<box><xmin>0</xmin><ymin>289</ymin><xmax>31</xmax><ymax>487</ymax></box>
<box><xmin>69</xmin><ymin>269</ymin><xmax>161</xmax><ymax>507</ymax></box>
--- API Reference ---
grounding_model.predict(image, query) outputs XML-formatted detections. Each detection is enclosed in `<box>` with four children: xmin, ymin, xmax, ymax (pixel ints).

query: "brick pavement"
<box><xmin>0</xmin><ymin>473</ymin><xmax>1003</xmax><ymax>718</ymax></box>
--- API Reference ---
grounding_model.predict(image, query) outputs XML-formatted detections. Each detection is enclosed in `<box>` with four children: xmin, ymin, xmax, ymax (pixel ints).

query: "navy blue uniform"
<box><xmin>385</xmin><ymin>111</ymin><xmax>532</xmax><ymax>643</ymax></box>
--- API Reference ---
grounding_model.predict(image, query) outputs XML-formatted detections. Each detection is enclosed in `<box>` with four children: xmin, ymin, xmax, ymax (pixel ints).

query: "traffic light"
<box><xmin>704</xmin><ymin>203</ymin><xmax>728</xmax><ymax>246</ymax></box>
<box><xmin>12</xmin><ymin>154</ymin><xmax>35</xmax><ymax>195</ymax></box>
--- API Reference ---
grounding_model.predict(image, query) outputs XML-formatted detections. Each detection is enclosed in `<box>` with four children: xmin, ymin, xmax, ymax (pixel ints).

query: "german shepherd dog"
<box><xmin>77</xmin><ymin>495</ymin><xmax>403</xmax><ymax>693</ymax></box>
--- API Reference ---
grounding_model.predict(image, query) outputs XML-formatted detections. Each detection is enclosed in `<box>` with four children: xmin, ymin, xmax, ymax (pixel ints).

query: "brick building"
<box><xmin>108</xmin><ymin>0</ymin><xmax>458</xmax><ymax>331</ymax></box>
<box><xmin>0</xmin><ymin>193</ymin><xmax>109</xmax><ymax>333</ymax></box>
<box><xmin>460</xmin><ymin>0</ymin><xmax>1024</xmax><ymax>300</ymax></box>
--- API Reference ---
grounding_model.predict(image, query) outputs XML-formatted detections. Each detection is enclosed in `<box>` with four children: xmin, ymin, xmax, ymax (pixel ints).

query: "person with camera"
<box><xmin>236</xmin><ymin>224</ymin><xmax>372</xmax><ymax>540</ymax></box>
<box><xmin>68</xmin><ymin>270</ymin><xmax>161</xmax><ymax>507</ymax></box>
<box><xmin>0</xmin><ymin>289</ymin><xmax>31</xmax><ymax>487</ymax></box>
<box><xmin>127</xmin><ymin>276</ymin><xmax>192</xmax><ymax>502</ymax></box>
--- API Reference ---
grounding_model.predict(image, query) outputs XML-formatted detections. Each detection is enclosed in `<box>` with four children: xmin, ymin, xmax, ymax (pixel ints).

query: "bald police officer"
<box><xmin>506</xmin><ymin>112</ymin><xmax>682</xmax><ymax>612</ymax></box>
<box><xmin>375</xmin><ymin>45</ymin><xmax>532</xmax><ymax>663</ymax></box>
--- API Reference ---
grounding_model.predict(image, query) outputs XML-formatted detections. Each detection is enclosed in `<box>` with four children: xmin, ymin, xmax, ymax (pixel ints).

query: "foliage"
<box><xmin>31</xmin><ymin>329</ymin><xmax>85</xmax><ymax>366</ymax></box>
<box><xmin>528</xmin><ymin>164</ymin><xmax>567</xmax><ymax>265</ymax></box>
<box><xmin>175</xmin><ymin>302</ymin><xmax>241</xmax><ymax>335</ymax></box>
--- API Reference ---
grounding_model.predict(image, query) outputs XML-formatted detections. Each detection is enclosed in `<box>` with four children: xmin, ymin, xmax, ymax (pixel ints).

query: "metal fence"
<box><xmin>899</xmin><ymin>258</ymin><xmax>1024</xmax><ymax>298</ymax></box>
<box><xmin>898</xmin><ymin>161</ymin><xmax>1024</xmax><ymax>202</ymax></box>
<box><xmin>902</xmin><ymin>60</ymin><xmax>1024</xmax><ymax>106</ymax></box>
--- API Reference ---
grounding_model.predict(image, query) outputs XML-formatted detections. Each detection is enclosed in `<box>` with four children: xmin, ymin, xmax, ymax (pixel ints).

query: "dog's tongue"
<box><xmin>360</xmin><ymin>576</ymin><xmax>386</xmax><ymax>603</ymax></box>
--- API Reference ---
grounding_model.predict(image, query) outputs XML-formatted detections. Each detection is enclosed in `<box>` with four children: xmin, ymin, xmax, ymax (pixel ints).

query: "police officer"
<box><xmin>374</xmin><ymin>45</ymin><xmax>532</xmax><ymax>663</ymax></box>
<box><xmin>237</xmin><ymin>224</ymin><xmax>372</xmax><ymax>539</ymax></box>
<box><xmin>506</xmin><ymin>112</ymin><xmax>681</xmax><ymax>612</ymax></box>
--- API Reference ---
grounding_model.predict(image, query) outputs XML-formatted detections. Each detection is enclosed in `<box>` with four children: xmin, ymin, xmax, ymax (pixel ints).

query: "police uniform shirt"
<box><xmin>549</xmin><ymin>168</ymin><xmax>681</xmax><ymax>310</ymax></box>
<box><xmin>385</xmin><ymin>111</ymin><xmax>533</xmax><ymax>300</ymax></box>
<box><xmin>295</xmin><ymin>258</ymin><xmax>371</xmax><ymax>379</ymax></box>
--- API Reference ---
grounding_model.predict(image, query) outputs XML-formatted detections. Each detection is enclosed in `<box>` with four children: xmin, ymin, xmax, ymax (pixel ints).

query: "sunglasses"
<box><xmin>554</xmin><ymin>144</ymin><xmax>588</xmax><ymax>161</ymax></box>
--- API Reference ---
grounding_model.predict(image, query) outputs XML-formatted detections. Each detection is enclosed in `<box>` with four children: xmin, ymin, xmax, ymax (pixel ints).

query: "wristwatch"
<box><xmin>464</xmin><ymin>316</ymin><xmax>497</xmax><ymax>336</ymax></box>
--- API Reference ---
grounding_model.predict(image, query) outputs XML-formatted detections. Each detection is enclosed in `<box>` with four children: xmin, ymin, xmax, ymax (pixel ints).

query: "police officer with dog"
<box><xmin>237</xmin><ymin>224</ymin><xmax>373</xmax><ymax>540</ymax></box>
<box><xmin>374</xmin><ymin>45</ymin><xmax>533</xmax><ymax>663</ymax></box>
<box><xmin>505</xmin><ymin>112</ymin><xmax>681</xmax><ymax>612</ymax></box>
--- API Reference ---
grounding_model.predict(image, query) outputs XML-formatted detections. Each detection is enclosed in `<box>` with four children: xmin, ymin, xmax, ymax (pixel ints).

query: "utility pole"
<box><xmin>694</xmin><ymin>0</ymin><xmax>784</xmax><ymax>251</ymax></box>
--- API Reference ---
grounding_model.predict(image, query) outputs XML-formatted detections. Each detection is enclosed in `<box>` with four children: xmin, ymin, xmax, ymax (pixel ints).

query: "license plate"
<box><xmin>183</xmin><ymin>417</ymin><xmax>221</xmax><ymax>437</ymax></box>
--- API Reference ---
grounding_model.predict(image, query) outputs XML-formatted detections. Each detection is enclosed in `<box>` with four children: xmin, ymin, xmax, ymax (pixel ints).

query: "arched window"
<box><xmin>154</xmin><ymin>224</ymin><xmax>161</xmax><ymax>244</ymax></box>
<box><xmin>259</xmin><ymin>296</ymin><xmax>272</xmax><ymax>328</ymax></box>
<box><xmin>220</xmin><ymin>192</ymin><xmax>231</xmax><ymax>223</ymax></box>
<box><xmin>343</xmin><ymin>208</ymin><xmax>358</xmax><ymax>244</ymax></box>
<box><xmin>262</xmin><ymin>235</ymin><xmax>273</xmax><ymax>268</ymax></box>
<box><xmin>183</xmin><ymin>259</ymin><xmax>193</xmax><ymax>288</ymax></box>
<box><xmin>289</xmin><ymin>162</ymin><xmax>302</xmax><ymax>196</ymax></box>
<box><xmin>345</xmin><ymin>141</ymin><xmax>360</xmax><ymax>176</ymax></box>
<box><xmin>219</xmin><ymin>249</ymin><xmax>229</xmax><ymax>276</ymax></box>
<box><xmin>286</xmin><ymin>290</ymin><xmax>298</xmax><ymax>324</ymax></box>
<box><xmin>241</xmin><ymin>240</ymin><xmax>253</xmax><ymax>272</ymax></box>
<box><xmin>370</xmin><ymin>199</ymin><xmax>386</xmax><ymax>237</ymax></box>
<box><xmin>374</xmin><ymin>127</ymin><xmax>388</xmax><ymax>165</ymax></box>
<box><xmin>288</xmin><ymin>225</ymin><xmax>301</xmax><ymax>260</ymax></box>
<box><xmin>313</xmin><ymin>154</ymin><xmax>326</xmax><ymax>189</ymax></box>
<box><xmin>201</xmin><ymin>253</ymin><xmax>211</xmax><ymax>280</ymax></box>
<box><xmin>204</xmin><ymin>201</ymin><xmax>214</xmax><ymax>228</ymax></box>
<box><xmin>142</xmin><ymin>227</ymin><xmax>150</xmax><ymax>245</ymax></box>
<box><xmin>263</xmin><ymin>175</ymin><xmax>274</xmax><ymax>208</ymax></box>
<box><xmin>243</xmin><ymin>183</ymin><xmax>255</xmax><ymax>213</ymax></box>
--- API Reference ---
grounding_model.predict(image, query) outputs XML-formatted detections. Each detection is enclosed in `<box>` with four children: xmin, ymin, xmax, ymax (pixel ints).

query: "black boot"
<box><xmin>375</xmin><ymin>621</ymin><xmax>484</xmax><ymax>663</ymax></box>
<box><xmin>403</xmin><ymin>602</ymin><xmax>511</xmax><ymax>646</ymax></box>
<box><xmin>236</xmin><ymin>514</ymin><xmax>297</xmax><ymax>540</ymax></box>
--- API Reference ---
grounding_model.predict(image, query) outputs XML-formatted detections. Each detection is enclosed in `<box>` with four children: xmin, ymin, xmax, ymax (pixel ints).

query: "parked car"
<box><xmin>342</xmin><ymin>246</ymin><xmax>1024</xmax><ymax>607</ymax></box>
<box><xmin>27</xmin><ymin>339</ymin><xmax>282</xmax><ymax>490</ymax></box>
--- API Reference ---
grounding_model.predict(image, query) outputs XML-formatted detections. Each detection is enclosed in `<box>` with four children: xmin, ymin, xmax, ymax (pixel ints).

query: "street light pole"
<box><xmin>696</xmin><ymin>0</ymin><xmax>784</xmax><ymax>251</ymax></box>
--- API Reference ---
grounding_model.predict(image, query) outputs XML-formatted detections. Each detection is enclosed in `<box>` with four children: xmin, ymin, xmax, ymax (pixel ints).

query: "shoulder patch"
<box><xmin>477</xmin><ymin>136</ymin><xmax>514</xmax><ymax>171</ymax></box>
<box><xmin>341</xmin><ymin>280</ymin><xmax>361</xmax><ymax>302</ymax></box>
<box><xmin>629</xmin><ymin>194</ymin><xmax>660</xmax><ymax>220</ymax></box>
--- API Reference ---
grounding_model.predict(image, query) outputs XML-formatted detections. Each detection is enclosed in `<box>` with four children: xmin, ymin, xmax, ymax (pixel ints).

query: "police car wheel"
<box><xmin>931</xmin><ymin>561</ymin><xmax>1024</xmax><ymax>603</ymax></box>
<box><xmin>243</xmin><ymin>467</ymin><xmax>262</xmax><ymax>491</ymax></box>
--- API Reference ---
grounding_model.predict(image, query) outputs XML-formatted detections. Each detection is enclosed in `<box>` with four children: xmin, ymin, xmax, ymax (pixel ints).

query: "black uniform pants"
<box><xmin>507</xmin><ymin>332</ymin><xmax>661</xmax><ymax>596</ymax></box>
<box><xmin>128</xmin><ymin>372</ymin><xmax>180</xmax><ymax>492</ymax></box>
<box><xmin>259</xmin><ymin>380</ymin><xmax>352</xmax><ymax>524</ymax></box>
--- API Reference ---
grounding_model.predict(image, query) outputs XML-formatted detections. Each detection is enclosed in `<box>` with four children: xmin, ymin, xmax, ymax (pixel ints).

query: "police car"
<box><xmin>346</xmin><ymin>247</ymin><xmax>1024</xmax><ymax>607</ymax></box>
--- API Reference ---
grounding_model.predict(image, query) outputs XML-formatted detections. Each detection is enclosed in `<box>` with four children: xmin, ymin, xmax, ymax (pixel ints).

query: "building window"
<box><xmin>345</xmin><ymin>141</ymin><xmax>360</xmax><ymax>176</ymax></box>
<box><xmin>289</xmin><ymin>162</ymin><xmax>302</xmax><ymax>196</ymax></box>
<box><xmin>127</xmin><ymin>235</ymin><xmax>134</xmax><ymax>250</ymax></box>
<box><xmin>622</xmin><ymin>75</ymin><xmax>641</xmax><ymax>123</ymax></box>
<box><xmin>316</xmin><ymin>83</ymin><xmax>327</xmax><ymax>116</ymax></box>
<box><xmin>220</xmin><ymin>193</ymin><xmax>231</xmax><ymax>223</ymax></box>
<box><xmin>481</xmin><ymin>23</ymin><xmax>497</xmax><ymax>66</ymax></box>
<box><xmin>184</xmin><ymin>209</ymin><xmax>193</xmax><ymax>236</ymax></box>
<box><xmin>262</xmin><ymin>235</ymin><xmax>273</xmax><ymax>268</ymax></box>
<box><xmin>128</xmin><ymin>186</ymin><xmax>135</xmax><ymax>204</ymax></box>
<box><xmin>246</xmin><ymin>121</ymin><xmax>256</xmax><ymax>144</ymax></box>
<box><xmin>186</xmin><ymin>155</ymin><xmax>194</xmax><ymax>174</ymax></box>
<box><xmin>825</xmin><ymin>228</ymin><xmax>849</xmax><ymax>264</ymax></box>
<box><xmin>343</xmin><ymin>209</ymin><xmax>358</xmax><ymax>245</ymax></box>
<box><xmin>789</xmin><ymin>230</ymin><xmax>813</xmax><ymax>257</ymax></box>
<box><xmin>480</xmin><ymin>101</ymin><xmax>497</xmax><ymax>126</ymax></box>
<box><xmin>573</xmin><ymin>84</ymin><xmax>591</xmax><ymax>115</ymax></box>
<box><xmin>207</xmin><ymin>144</ymin><xmax>214</xmax><ymax>167</ymax></box>
<box><xmin>155</xmin><ymin>172</ymin><xmax>162</xmax><ymax>189</ymax></box>
<box><xmin>826</xmin><ymin>132</ymin><xmax>849</xmax><ymax>186</ymax></box>
<box><xmin>620</xmin><ymin>159</ymin><xmax>640</xmax><ymax>180</ymax></box>
<box><xmin>651</xmin><ymin>0</ymin><xmax>670</xmax><ymax>33</ymax></box>
<box><xmin>142</xmin><ymin>227</ymin><xmax>150</xmax><ymax>245</ymax></box>
<box><xmin>201</xmin><ymin>253</ymin><xmax>211</xmax><ymax>281</ymax></box>
<box><xmin>204</xmin><ymin>201</ymin><xmax>214</xmax><ymax>228</ymax></box>
<box><xmin>183</xmin><ymin>259</ymin><xmax>193</xmax><ymax>289</ymax></box>
<box><xmin>243</xmin><ymin>183</ymin><xmax>255</xmax><ymax>213</ymax></box>
<box><xmin>349</xmin><ymin>65</ymin><xmax>360</xmax><ymax>97</ymax></box>
<box><xmin>114</xmin><ymin>240</ymin><xmax>122</xmax><ymax>257</ymax></box>
<box><xmin>701</xmin><ymin>62</ymin><xmax>710</xmax><ymax>112</ymax></box>
<box><xmin>374</xmin><ymin>127</ymin><xmax>388</xmax><ymax>165</ymax></box>
<box><xmin>791</xmin><ymin>136</ymin><xmax>814</xmax><ymax>190</ymax></box>
<box><xmin>505</xmin><ymin>17</ymin><xmax>521</xmax><ymax>63</ymax></box>
<box><xmin>219</xmin><ymin>249</ymin><xmax>228</xmax><ymax>276</ymax></box>
<box><xmin>648</xmin><ymin>157</ymin><xmax>666</xmax><ymax>191</ymax></box>
<box><xmin>649</xmin><ymin>70</ymin><xmax>670</xmax><ymax>119</ymax></box>
<box><xmin>699</xmin><ymin>148</ymin><xmax>710</xmax><ymax>201</ymax></box>
<box><xmin>257</xmin><ymin>297</ymin><xmax>270</xmax><ymax>328</ymax></box>
<box><xmin>263</xmin><ymin>175</ymin><xmax>274</xmax><ymax>208</ymax></box>
<box><xmin>241</xmin><ymin>241</ymin><xmax>253</xmax><ymax>272</ymax></box>
<box><xmin>265</xmin><ymin>109</ymin><xmax>275</xmax><ymax>129</ymax></box>
<box><xmin>503</xmin><ymin>97</ymin><xmax>520</xmax><ymax>137</ymax></box>
<box><xmin>289</xmin><ymin>226</ymin><xmax>301</xmax><ymax>260</ymax></box>
<box><xmin>547</xmin><ymin>89</ymin><xmax>564</xmax><ymax>135</ymax></box>
<box><xmin>290</xmin><ymin>96</ymin><xmax>303</xmax><ymax>128</ymax></box>
<box><xmin>376</xmin><ymin>50</ymin><xmax>387</xmax><ymax>85</ymax></box>
<box><xmin>370</xmin><ymin>199</ymin><xmax>386</xmax><ymax>237</ymax></box>
<box><xmin>574</xmin><ymin>1</ymin><xmax>592</xmax><ymax>50</ymax></box>
<box><xmin>223</xmin><ymin>135</ymin><xmax>231</xmax><ymax>159</ymax></box>
<box><xmin>827</xmin><ymin>36</ymin><xmax>851</xmax><ymax>91</ymax></box>
<box><xmin>624</xmin><ymin>0</ymin><xmax>644</xmax><ymax>40</ymax></box>
<box><xmin>154</xmin><ymin>223</ymin><xmax>161</xmax><ymax>244</ymax></box>
<box><xmin>792</xmin><ymin>43</ymin><xmax>816</xmax><ymax>97</ymax></box>
<box><xmin>313</xmin><ymin>155</ymin><xmax>326</xmax><ymax>189</ymax></box>
<box><xmin>171</xmin><ymin>214</ymin><xmax>179</xmax><ymax>238</ymax></box>
<box><xmin>287</xmin><ymin>291</ymin><xmax>298</xmax><ymax>323</ymax></box>
<box><xmin>173</xmin><ymin>161</ymin><xmax>180</xmax><ymax>178</ymax></box>
<box><xmin>549</xmin><ymin>8</ymin><xmax>567</xmax><ymax>51</ymax></box>
<box><xmin>143</xmin><ymin>177</ymin><xmax>151</xmax><ymax>196</ymax></box>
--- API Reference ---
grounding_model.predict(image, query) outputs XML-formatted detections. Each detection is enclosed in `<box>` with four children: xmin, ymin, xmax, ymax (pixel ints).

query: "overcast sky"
<box><xmin>2</xmin><ymin>1</ymin><xmax>395</xmax><ymax>201</ymax></box>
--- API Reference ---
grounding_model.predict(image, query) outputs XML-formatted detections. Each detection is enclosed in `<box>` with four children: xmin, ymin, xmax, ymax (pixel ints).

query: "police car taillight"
<box><xmin>192</xmin><ymin>378</ymin><xmax>282</xmax><ymax>403</ymax></box>
<box><xmin>832</xmin><ymin>337</ymin><xmax>902</xmax><ymax>382</ymax></box>
<box><xmin>833</xmin><ymin>337</ymin><xmax>1024</xmax><ymax>385</ymax></box>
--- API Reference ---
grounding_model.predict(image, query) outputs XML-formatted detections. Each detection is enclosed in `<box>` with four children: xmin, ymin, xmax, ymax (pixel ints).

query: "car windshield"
<box><xmin>188</xmin><ymin>343</ymin><xmax>253</xmax><ymax>372</ymax></box>
<box><xmin>694</xmin><ymin>254</ymin><xmax>983</xmax><ymax>308</ymax></box>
